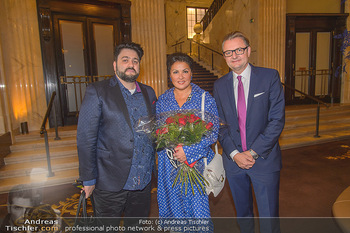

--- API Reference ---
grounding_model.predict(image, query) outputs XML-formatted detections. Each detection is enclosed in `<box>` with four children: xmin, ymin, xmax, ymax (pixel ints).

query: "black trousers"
<box><xmin>93</xmin><ymin>182</ymin><xmax>151</xmax><ymax>232</ymax></box>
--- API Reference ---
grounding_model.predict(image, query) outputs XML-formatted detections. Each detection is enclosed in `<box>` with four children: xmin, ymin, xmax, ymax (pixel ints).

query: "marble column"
<box><xmin>0</xmin><ymin>0</ymin><xmax>46</xmax><ymax>134</ymax></box>
<box><xmin>130</xmin><ymin>0</ymin><xmax>168</xmax><ymax>96</ymax></box>
<box><xmin>257</xmin><ymin>0</ymin><xmax>286</xmax><ymax>81</ymax></box>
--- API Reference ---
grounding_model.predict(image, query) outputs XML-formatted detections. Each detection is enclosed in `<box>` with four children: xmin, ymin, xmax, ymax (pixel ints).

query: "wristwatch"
<box><xmin>249</xmin><ymin>149</ymin><xmax>259</xmax><ymax>160</ymax></box>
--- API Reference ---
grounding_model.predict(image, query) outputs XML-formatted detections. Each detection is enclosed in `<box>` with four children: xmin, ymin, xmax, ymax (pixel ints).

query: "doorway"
<box><xmin>285</xmin><ymin>14</ymin><xmax>348</xmax><ymax>105</ymax></box>
<box><xmin>37</xmin><ymin>0</ymin><xmax>131</xmax><ymax>126</ymax></box>
<box><xmin>54</xmin><ymin>15</ymin><xmax>119</xmax><ymax>124</ymax></box>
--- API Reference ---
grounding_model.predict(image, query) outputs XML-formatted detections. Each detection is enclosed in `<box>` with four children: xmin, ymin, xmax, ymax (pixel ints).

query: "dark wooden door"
<box><xmin>37</xmin><ymin>0</ymin><xmax>131</xmax><ymax>127</ymax></box>
<box><xmin>53</xmin><ymin>15</ymin><xmax>120</xmax><ymax>124</ymax></box>
<box><xmin>285</xmin><ymin>14</ymin><xmax>348</xmax><ymax>105</ymax></box>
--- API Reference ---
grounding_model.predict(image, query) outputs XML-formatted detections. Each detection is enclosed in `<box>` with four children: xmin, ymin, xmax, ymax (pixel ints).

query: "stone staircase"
<box><xmin>280</xmin><ymin>104</ymin><xmax>350</xmax><ymax>149</ymax></box>
<box><xmin>0</xmin><ymin>126</ymin><xmax>79</xmax><ymax>193</ymax></box>
<box><xmin>0</xmin><ymin>104</ymin><xmax>350</xmax><ymax>193</ymax></box>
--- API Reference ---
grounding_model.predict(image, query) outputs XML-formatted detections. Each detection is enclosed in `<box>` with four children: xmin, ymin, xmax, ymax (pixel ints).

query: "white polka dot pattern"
<box><xmin>156</xmin><ymin>84</ymin><xmax>219</xmax><ymax>232</ymax></box>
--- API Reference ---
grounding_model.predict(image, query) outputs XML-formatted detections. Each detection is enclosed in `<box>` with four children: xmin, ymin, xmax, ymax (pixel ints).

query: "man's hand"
<box><xmin>83</xmin><ymin>185</ymin><xmax>95</xmax><ymax>198</ymax></box>
<box><xmin>233</xmin><ymin>151</ymin><xmax>255</xmax><ymax>169</ymax></box>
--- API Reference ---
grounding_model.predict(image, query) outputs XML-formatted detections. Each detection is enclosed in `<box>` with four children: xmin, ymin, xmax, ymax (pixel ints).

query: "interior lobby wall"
<box><xmin>287</xmin><ymin>0</ymin><xmax>341</xmax><ymax>13</ymax></box>
<box><xmin>0</xmin><ymin>0</ymin><xmax>46</xmax><ymax>135</ymax></box>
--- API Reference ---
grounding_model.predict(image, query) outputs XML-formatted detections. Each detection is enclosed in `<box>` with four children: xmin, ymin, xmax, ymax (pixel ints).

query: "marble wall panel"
<box><xmin>131</xmin><ymin>0</ymin><xmax>168</xmax><ymax>96</ymax></box>
<box><xmin>0</xmin><ymin>0</ymin><xmax>46</xmax><ymax>134</ymax></box>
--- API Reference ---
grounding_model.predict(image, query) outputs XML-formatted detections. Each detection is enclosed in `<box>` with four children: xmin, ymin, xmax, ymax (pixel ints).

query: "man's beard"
<box><xmin>116</xmin><ymin>68</ymin><xmax>139</xmax><ymax>83</ymax></box>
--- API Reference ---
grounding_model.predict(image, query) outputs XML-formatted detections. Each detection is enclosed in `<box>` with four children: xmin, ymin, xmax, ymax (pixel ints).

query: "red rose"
<box><xmin>188</xmin><ymin>114</ymin><xmax>197</xmax><ymax>123</ymax></box>
<box><xmin>160</xmin><ymin>127</ymin><xmax>168</xmax><ymax>134</ymax></box>
<box><xmin>178</xmin><ymin>117</ymin><xmax>187</xmax><ymax>126</ymax></box>
<box><xmin>155</xmin><ymin>128</ymin><xmax>160</xmax><ymax>136</ymax></box>
<box><xmin>205</xmin><ymin>122</ymin><xmax>213</xmax><ymax>130</ymax></box>
<box><xmin>166</xmin><ymin>117</ymin><xmax>175</xmax><ymax>124</ymax></box>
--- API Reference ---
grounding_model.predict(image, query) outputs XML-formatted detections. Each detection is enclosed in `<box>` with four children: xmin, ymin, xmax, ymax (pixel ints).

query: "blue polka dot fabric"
<box><xmin>156</xmin><ymin>83</ymin><xmax>219</xmax><ymax>232</ymax></box>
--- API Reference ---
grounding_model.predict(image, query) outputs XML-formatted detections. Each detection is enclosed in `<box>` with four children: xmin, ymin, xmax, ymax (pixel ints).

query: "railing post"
<box><xmin>198</xmin><ymin>45</ymin><xmax>200</xmax><ymax>61</ymax></box>
<box><xmin>53</xmin><ymin>102</ymin><xmax>61</xmax><ymax>141</ymax></box>
<box><xmin>211</xmin><ymin>51</ymin><xmax>214</xmax><ymax>70</ymax></box>
<box><xmin>314</xmin><ymin>102</ymin><xmax>320</xmax><ymax>138</ymax></box>
<box><xmin>44</xmin><ymin>130</ymin><xmax>55</xmax><ymax>177</ymax></box>
<box><xmin>190</xmin><ymin>40</ymin><xmax>192</xmax><ymax>56</ymax></box>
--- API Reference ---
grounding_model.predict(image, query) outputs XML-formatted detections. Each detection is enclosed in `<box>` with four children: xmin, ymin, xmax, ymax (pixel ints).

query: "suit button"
<box><xmin>238</xmin><ymin>145</ymin><xmax>241</xmax><ymax>147</ymax></box>
<box><xmin>237</xmin><ymin>129</ymin><xmax>240</xmax><ymax>133</ymax></box>
<box><xmin>130</xmin><ymin>139</ymin><xmax>134</xmax><ymax>142</ymax></box>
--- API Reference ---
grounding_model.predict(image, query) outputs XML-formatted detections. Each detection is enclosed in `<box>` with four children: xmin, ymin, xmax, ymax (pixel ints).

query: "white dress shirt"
<box><xmin>230</xmin><ymin>64</ymin><xmax>251</xmax><ymax>160</ymax></box>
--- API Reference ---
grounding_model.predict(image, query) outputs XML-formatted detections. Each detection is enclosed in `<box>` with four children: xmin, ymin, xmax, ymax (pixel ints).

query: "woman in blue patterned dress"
<box><xmin>156</xmin><ymin>53</ymin><xmax>219</xmax><ymax>232</ymax></box>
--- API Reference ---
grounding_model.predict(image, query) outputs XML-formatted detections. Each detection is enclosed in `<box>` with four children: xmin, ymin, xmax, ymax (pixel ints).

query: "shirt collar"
<box><xmin>232</xmin><ymin>64</ymin><xmax>251</xmax><ymax>80</ymax></box>
<box><xmin>115</xmin><ymin>75</ymin><xmax>141</xmax><ymax>93</ymax></box>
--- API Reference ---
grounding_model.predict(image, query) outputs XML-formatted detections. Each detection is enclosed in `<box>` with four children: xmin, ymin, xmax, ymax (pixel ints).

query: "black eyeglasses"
<box><xmin>223</xmin><ymin>46</ymin><xmax>249</xmax><ymax>57</ymax></box>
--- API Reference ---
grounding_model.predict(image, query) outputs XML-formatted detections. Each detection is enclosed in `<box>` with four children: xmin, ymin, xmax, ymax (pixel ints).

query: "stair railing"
<box><xmin>201</xmin><ymin>0</ymin><xmax>227</xmax><ymax>31</ymax></box>
<box><xmin>40</xmin><ymin>91</ymin><xmax>61</xmax><ymax>177</ymax></box>
<box><xmin>281</xmin><ymin>83</ymin><xmax>329</xmax><ymax>138</ymax></box>
<box><xmin>171</xmin><ymin>40</ymin><xmax>185</xmax><ymax>53</ymax></box>
<box><xmin>190</xmin><ymin>39</ymin><xmax>223</xmax><ymax>71</ymax></box>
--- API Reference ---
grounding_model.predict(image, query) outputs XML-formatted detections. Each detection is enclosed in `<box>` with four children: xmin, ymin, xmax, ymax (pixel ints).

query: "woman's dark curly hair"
<box><xmin>167</xmin><ymin>52</ymin><xmax>193</xmax><ymax>76</ymax></box>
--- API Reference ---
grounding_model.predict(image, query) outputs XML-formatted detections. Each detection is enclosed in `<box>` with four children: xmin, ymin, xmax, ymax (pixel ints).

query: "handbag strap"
<box><xmin>201</xmin><ymin>92</ymin><xmax>219</xmax><ymax>167</ymax></box>
<box><xmin>202</xmin><ymin>93</ymin><xmax>210</xmax><ymax>167</ymax></box>
<box><xmin>201</xmin><ymin>92</ymin><xmax>205</xmax><ymax>120</ymax></box>
<box><xmin>75</xmin><ymin>191</ymin><xmax>96</xmax><ymax>219</ymax></box>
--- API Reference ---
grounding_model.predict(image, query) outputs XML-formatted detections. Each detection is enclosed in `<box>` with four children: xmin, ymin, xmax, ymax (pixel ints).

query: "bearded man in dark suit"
<box><xmin>77</xmin><ymin>42</ymin><xmax>157</xmax><ymax>222</ymax></box>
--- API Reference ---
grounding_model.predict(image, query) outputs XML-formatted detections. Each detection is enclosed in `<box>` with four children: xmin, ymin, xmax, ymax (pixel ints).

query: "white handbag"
<box><xmin>201</xmin><ymin>92</ymin><xmax>226</xmax><ymax>197</ymax></box>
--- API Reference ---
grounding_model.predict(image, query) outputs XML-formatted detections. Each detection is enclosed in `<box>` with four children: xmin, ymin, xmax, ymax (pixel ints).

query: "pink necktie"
<box><xmin>237</xmin><ymin>75</ymin><xmax>247</xmax><ymax>151</ymax></box>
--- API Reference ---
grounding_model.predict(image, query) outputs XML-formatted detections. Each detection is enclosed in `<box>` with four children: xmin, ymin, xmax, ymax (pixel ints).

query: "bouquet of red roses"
<box><xmin>154</xmin><ymin>111</ymin><xmax>214</xmax><ymax>150</ymax></box>
<box><xmin>136</xmin><ymin>109</ymin><xmax>218</xmax><ymax>195</ymax></box>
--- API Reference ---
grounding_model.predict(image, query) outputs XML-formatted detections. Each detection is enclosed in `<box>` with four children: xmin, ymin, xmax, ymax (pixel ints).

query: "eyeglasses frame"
<box><xmin>222</xmin><ymin>46</ymin><xmax>249</xmax><ymax>57</ymax></box>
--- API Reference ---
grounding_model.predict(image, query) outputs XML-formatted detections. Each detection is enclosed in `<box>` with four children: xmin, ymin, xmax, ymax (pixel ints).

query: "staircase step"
<box><xmin>0</xmin><ymin>156</ymin><xmax>78</xmax><ymax>178</ymax></box>
<box><xmin>280</xmin><ymin>129</ymin><xmax>350</xmax><ymax>150</ymax></box>
<box><xmin>5</xmin><ymin>145</ymin><xmax>77</xmax><ymax>164</ymax></box>
<box><xmin>14</xmin><ymin>125</ymin><xmax>77</xmax><ymax>143</ymax></box>
<box><xmin>284</xmin><ymin>113</ymin><xmax>350</xmax><ymax>130</ymax></box>
<box><xmin>0</xmin><ymin>168</ymin><xmax>79</xmax><ymax>194</ymax></box>
<box><xmin>10</xmin><ymin>136</ymin><xmax>77</xmax><ymax>152</ymax></box>
<box><xmin>281</xmin><ymin>122</ymin><xmax>350</xmax><ymax>139</ymax></box>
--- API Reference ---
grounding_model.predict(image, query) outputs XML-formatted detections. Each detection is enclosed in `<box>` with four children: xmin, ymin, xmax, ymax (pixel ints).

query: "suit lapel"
<box><xmin>109</xmin><ymin>77</ymin><xmax>133</xmax><ymax>131</ymax></box>
<box><xmin>139</xmin><ymin>83</ymin><xmax>152</xmax><ymax>115</ymax></box>
<box><xmin>224</xmin><ymin>72</ymin><xmax>237</xmax><ymax>119</ymax></box>
<box><xmin>247</xmin><ymin>65</ymin><xmax>257</xmax><ymax>117</ymax></box>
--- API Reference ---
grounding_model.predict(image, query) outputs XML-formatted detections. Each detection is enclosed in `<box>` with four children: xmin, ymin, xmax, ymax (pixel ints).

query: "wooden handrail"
<box><xmin>40</xmin><ymin>91</ymin><xmax>60</xmax><ymax>177</ymax></box>
<box><xmin>281</xmin><ymin>83</ymin><xmax>329</xmax><ymax>108</ymax></box>
<box><xmin>191</xmin><ymin>39</ymin><xmax>222</xmax><ymax>56</ymax></box>
<box><xmin>40</xmin><ymin>91</ymin><xmax>56</xmax><ymax>134</ymax></box>
<box><xmin>282</xmin><ymin>82</ymin><xmax>329</xmax><ymax>138</ymax></box>
<box><xmin>171</xmin><ymin>41</ymin><xmax>185</xmax><ymax>47</ymax></box>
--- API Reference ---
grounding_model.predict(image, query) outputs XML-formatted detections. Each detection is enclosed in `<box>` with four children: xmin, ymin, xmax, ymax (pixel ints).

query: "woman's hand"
<box><xmin>174</xmin><ymin>144</ymin><xmax>187</xmax><ymax>163</ymax></box>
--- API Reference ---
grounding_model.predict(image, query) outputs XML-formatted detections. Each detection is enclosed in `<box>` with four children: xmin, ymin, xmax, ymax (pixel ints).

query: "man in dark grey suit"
<box><xmin>213</xmin><ymin>31</ymin><xmax>285</xmax><ymax>233</ymax></box>
<box><xmin>77</xmin><ymin>42</ymin><xmax>157</xmax><ymax>221</ymax></box>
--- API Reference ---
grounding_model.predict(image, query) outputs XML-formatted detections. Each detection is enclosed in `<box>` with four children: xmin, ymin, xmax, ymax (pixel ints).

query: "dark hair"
<box><xmin>8</xmin><ymin>185</ymin><xmax>41</xmax><ymax>206</ymax></box>
<box><xmin>222</xmin><ymin>31</ymin><xmax>250</xmax><ymax>51</ymax></box>
<box><xmin>167</xmin><ymin>52</ymin><xmax>193</xmax><ymax>76</ymax></box>
<box><xmin>114</xmin><ymin>42</ymin><xmax>144</xmax><ymax>61</ymax></box>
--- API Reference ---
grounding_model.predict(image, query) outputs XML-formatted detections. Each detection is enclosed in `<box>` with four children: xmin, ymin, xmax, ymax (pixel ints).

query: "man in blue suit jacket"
<box><xmin>213</xmin><ymin>31</ymin><xmax>285</xmax><ymax>233</ymax></box>
<box><xmin>77</xmin><ymin>42</ymin><xmax>157</xmax><ymax>222</ymax></box>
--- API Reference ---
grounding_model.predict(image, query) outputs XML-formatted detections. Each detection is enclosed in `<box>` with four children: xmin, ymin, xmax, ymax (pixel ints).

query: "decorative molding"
<box><xmin>40</xmin><ymin>8</ymin><xmax>52</xmax><ymax>42</ymax></box>
<box><xmin>121</xmin><ymin>4</ymin><xmax>131</xmax><ymax>41</ymax></box>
